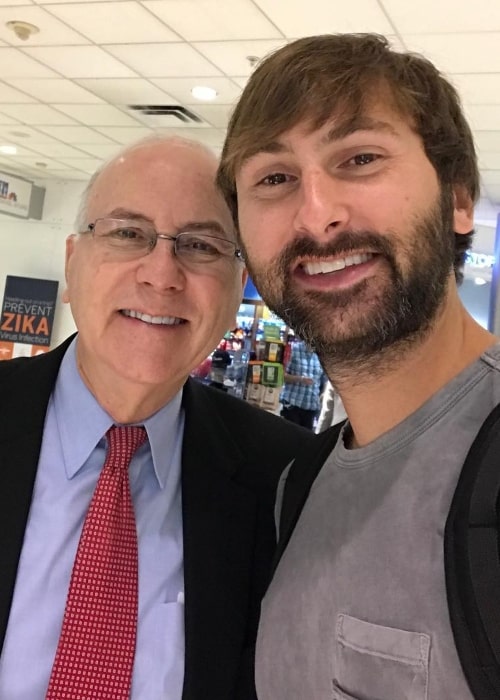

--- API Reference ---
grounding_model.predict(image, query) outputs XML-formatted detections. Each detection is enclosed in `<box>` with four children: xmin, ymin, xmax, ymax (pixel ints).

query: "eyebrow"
<box><xmin>107</xmin><ymin>210</ymin><xmax>229</xmax><ymax>237</ymax></box>
<box><xmin>243</xmin><ymin>117</ymin><xmax>400</xmax><ymax>162</ymax></box>
<box><xmin>178</xmin><ymin>220</ymin><xmax>228</xmax><ymax>237</ymax></box>
<box><xmin>107</xmin><ymin>208</ymin><xmax>154</xmax><ymax>223</ymax></box>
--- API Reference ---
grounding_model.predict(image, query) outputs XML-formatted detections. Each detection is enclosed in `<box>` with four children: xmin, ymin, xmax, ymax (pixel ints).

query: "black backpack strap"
<box><xmin>445</xmin><ymin>402</ymin><xmax>500</xmax><ymax>699</ymax></box>
<box><xmin>271</xmin><ymin>422</ymin><xmax>344</xmax><ymax>575</ymax></box>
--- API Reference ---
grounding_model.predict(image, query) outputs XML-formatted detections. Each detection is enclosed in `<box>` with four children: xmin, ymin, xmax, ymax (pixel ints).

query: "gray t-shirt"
<box><xmin>256</xmin><ymin>343</ymin><xmax>500</xmax><ymax>700</ymax></box>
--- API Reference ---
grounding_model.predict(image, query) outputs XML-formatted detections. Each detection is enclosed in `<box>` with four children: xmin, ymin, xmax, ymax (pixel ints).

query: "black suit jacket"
<box><xmin>0</xmin><ymin>338</ymin><xmax>313</xmax><ymax>700</ymax></box>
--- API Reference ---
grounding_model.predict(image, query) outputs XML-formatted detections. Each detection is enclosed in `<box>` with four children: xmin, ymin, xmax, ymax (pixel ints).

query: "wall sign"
<box><xmin>465</xmin><ymin>251</ymin><xmax>496</xmax><ymax>269</ymax></box>
<box><xmin>0</xmin><ymin>275</ymin><xmax>59</xmax><ymax>360</ymax></box>
<box><xmin>0</xmin><ymin>171</ymin><xmax>33</xmax><ymax>219</ymax></box>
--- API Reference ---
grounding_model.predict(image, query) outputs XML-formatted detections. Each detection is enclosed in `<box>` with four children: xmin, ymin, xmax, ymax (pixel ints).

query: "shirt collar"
<box><xmin>53</xmin><ymin>337</ymin><xmax>183</xmax><ymax>488</ymax></box>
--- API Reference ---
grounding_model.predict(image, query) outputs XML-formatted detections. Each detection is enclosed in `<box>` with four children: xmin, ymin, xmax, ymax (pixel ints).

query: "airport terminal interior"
<box><xmin>0</xmin><ymin>0</ymin><xmax>499</xmax><ymax>419</ymax></box>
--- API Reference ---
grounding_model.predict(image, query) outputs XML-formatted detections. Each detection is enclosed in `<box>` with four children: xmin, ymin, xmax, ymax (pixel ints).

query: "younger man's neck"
<box><xmin>325</xmin><ymin>302</ymin><xmax>497</xmax><ymax>448</ymax></box>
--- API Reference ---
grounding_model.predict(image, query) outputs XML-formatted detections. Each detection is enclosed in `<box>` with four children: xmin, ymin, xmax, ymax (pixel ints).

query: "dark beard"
<box><xmin>242</xmin><ymin>189</ymin><xmax>455</xmax><ymax>376</ymax></box>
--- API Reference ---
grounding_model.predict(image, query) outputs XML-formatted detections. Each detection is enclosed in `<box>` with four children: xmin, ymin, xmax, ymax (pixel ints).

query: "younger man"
<box><xmin>219</xmin><ymin>34</ymin><xmax>498</xmax><ymax>700</ymax></box>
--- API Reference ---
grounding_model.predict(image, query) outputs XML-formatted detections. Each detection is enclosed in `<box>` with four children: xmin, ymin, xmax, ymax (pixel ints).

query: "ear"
<box><xmin>452</xmin><ymin>186</ymin><xmax>474</xmax><ymax>235</ymax></box>
<box><xmin>240</xmin><ymin>265</ymin><xmax>248</xmax><ymax>294</ymax></box>
<box><xmin>62</xmin><ymin>234</ymin><xmax>76</xmax><ymax>304</ymax></box>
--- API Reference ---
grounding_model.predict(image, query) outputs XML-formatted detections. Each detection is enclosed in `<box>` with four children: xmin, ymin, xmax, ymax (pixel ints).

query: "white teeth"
<box><xmin>303</xmin><ymin>253</ymin><xmax>373</xmax><ymax>276</ymax></box>
<box><xmin>122</xmin><ymin>309</ymin><xmax>183</xmax><ymax>325</ymax></box>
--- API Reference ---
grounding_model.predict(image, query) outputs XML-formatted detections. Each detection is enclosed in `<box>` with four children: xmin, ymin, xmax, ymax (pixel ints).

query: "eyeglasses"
<box><xmin>82</xmin><ymin>218</ymin><xmax>243</xmax><ymax>264</ymax></box>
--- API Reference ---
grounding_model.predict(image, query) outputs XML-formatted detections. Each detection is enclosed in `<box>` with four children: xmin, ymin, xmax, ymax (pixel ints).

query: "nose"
<box><xmin>135</xmin><ymin>238</ymin><xmax>186</xmax><ymax>292</ymax></box>
<box><xmin>293</xmin><ymin>169</ymin><xmax>350</xmax><ymax>238</ymax></box>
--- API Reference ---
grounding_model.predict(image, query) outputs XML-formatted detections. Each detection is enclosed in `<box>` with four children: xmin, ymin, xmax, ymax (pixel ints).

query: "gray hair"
<box><xmin>74</xmin><ymin>134</ymin><xmax>219</xmax><ymax>232</ymax></box>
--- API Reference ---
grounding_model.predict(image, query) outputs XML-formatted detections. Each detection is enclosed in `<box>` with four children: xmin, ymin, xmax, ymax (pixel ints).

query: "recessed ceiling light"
<box><xmin>474</xmin><ymin>277</ymin><xmax>488</xmax><ymax>286</ymax></box>
<box><xmin>246</xmin><ymin>55</ymin><xmax>260</xmax><ymax>69</ymax></box>
<box><xmin>0</xmin><ymin>145</ymin><xmax>17</xmax><ymax>155</ymax></box>
<box><xmin>6</xmin><ymin>20</ymin><xmax>40</xmax><ymax>41</ymax></box>
<box><xmin>191</xmin><ymin>85</ymin><xmax>218</xmax><ymax>101</ymax></box>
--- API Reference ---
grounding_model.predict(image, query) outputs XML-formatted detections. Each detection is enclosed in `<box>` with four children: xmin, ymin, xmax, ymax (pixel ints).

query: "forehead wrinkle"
<box><xmin>106</xmin><ymin>207</ymin><xmax>155</xmax><ymax>223</ymax></box>
<box><xmin>102</xmin><ymin>212</ymin><xmax>232</xmax><ymax>240</ymax></box>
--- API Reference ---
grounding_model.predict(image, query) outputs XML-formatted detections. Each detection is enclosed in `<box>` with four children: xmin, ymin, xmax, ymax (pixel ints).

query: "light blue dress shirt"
<box><xmin>0</xmin><ymin>339</ymin><xmax>185</xmax><ymax>699</ymax></box>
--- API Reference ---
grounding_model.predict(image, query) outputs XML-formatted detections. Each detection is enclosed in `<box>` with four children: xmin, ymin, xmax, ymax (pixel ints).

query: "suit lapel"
<box><xmin>181</xmin><ymin>380</ymin><xmax>258</xmax><ymax>700</ymax></box>
<box><xmin>0</xmin><ymin>339</ymin><xmax>71</xmax><ymax>652</ymax></box>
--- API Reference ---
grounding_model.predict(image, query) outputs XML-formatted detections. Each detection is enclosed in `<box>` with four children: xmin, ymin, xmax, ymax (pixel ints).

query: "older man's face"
<box><xmin>64</xmin><ymin>141</ymin><xmax>245</xmax><ymax>409</ymax></box>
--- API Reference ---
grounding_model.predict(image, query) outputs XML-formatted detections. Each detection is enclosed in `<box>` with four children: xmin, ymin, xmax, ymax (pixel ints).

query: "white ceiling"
<box><xmin>0</xmin><ymin>0</ymin><xmax>498</xmax><ymax>219</ymax></box>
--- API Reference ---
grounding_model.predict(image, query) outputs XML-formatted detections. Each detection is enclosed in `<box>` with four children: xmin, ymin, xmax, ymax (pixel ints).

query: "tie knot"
<box><xmin>106</xmin><ymin>425</ymin><xmax>147</xmax><ymax>468</ymax></box>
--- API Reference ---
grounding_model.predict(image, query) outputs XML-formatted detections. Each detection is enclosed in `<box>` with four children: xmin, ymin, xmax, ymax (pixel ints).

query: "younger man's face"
<box><xmin>234</xmin><ymin>102</ymin><xmax>473</xmax><ymax>364</ymax></box>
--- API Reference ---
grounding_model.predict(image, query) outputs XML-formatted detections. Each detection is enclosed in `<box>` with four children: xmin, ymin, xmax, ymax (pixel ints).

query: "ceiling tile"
<box><xmin>38</xmin><ymin>124</ymin><xmax>118</xmax><ymax>143</ymax></box>
<box><xmin>0</xmin><ymin>103</ymin><xmax>78</xmax><ymax>124</ymax></box>
<box><xmin>53</xmin><ymin>103</ymin><xmax>142</xmax><ymax>126</ymax></box>
<box><xmin>484</xmin><ymin>184</ymin><xmax>500</xmax><ymax>202</ymax></box>
<box><xmin>36</xmin><ymin>0</ymin><xmax>126</xmax><ymax>4</ymax></box>
<box><xmin>0</xmin><ymin>5</ymin><xmax>89</xmax><ymax>45</ymax></box>
<box><xmin>188</xmin><ymin>103</ymin><xmax>232</xmax><ymax>128</ymax></box>
<box><xmin>231</xmin><ymin>76</ymin><xmax>248</xmax><ymax>90</ymax></box>
<box><xmin>43</xmin><ymin>169</ymin><xmax>89</xmax><ymax>180</ymax></box>
<box><xmin>56</xmin><ymin>156</ymin><xmax>103</xmax><ymax>172</ymax></box>
<box><xmin>5</xmin><ymin>78</ymin><xmax>104</xmax><ymax>103</ymax></box>
<box><xmin>479</xmin><ymin>151</ymin><xmax>500</xmax><ymax>170</ymax></box>
<box><xmin>253</xmin><ymin>0</ymin><xmax>393</xmax><ymax>36</ymax></box>
<box><xmin>23</xmin><ymin>46</ymin><xmax>138</xmax><ymax>78</ymax></box>
<box><xmin>14</xmin><ymin>154</ymin><xmax>72</xmax><ymax>169</ymax></box>
<box><xmin>403</xmin><ymin>33</ymin><xmax>500</xmax><ymax>74</ymax></box>
<box><xmin>94</xmin><ymin>125</ymin><xmax>154</xmax><ymax>143</ymax></box>
<box><xmin>0</xmin><ymin>125</ymin><xmax>61</xmax><ymax>144</ymax></box>
<box><xmin>0</xmin><ymin>48</ymin><xmax>58</xmax><ymax>78</ymax></box>
<box><xmin>76</xmin><ymin>78</ymin><xmax>174</xmax><ymax>104</ymax></box>
<box><xmin>156</xmin><ymin>125</ymin><xmax>225</xmax><ymax>149</ymax></box>
<box><xmin>474</xmin><ymin>131</ymin><xmax>500</xmax><ymax>152</ymax></box>
<box><xmin>24</xmin><ymin>141</ymin><xmax>93</xmax><ymax>158</ymax></box>
<box><xmin>105</xmin><ymin>42</ymin><xmax>223</xmax><ymax>77</ymax></box>
<box><xmin>75</xmin><ymin>142</ymin><xmax>123</xmax><ymax>158</ymax></box>
<box><xmin>0</xmin><ymin>143</ymin><xmax>52</xmax><ymax>157</ymax></box>
<box><xmin>0</xmin><ymin>81</ymin><xmax>36</xmax><ymax>103</ymax></box>
<box><xmin>466</xmin><ymin>105</ymin><xmax>500</xmax><ymax>132</ymax></box>
<box><xmin>151</xmin><ymin>76</ymin><xmax>241</xmax><ymax>104</ymax></box>
<box><xmin>48</xmin><ymin>1</ymin><xmax>179</xmax><ymax>43</ymax></box>
<box><xmin>0</xmin><ymin>111</ymin><xmax>21</xmax><ymax>124</ymax></box>
<box><xmin>482</xmin><ymin>171</ymin><xmax>500</xmax><ymax>186</ymax></box>
<box><xmin>451</xmin><ymin>74</ymin><xmax>500</xmax><ymax>106</ymax></box>
<box><xmin>382</xmin><ymin>0</ymin><xmax>500</xmax><ymax>33</ymax></box>
<box><xmin>142</xmin><ymin>0</ymin><xmax>282</xmax><ymax>41</ymax></box>
<box><xmin>193</xmin><ymin>39</ymin><xmax>286</xmax><ymax>76</ymax></box>
<box><xmin>0</xmin><ymin>155</ymin><xmax>22</xmax><ymax>171</ymax></box>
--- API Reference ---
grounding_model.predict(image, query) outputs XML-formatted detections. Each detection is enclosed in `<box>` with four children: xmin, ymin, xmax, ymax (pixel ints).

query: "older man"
<box><xmin>218</xmin><ymin>33</ymin><xmax>500</xmax><ymax>700</ymax></box>
<box><xmin>0</xmin><ymin>136</ymin><xmax>312</xmax><ymax>700</ymax></box>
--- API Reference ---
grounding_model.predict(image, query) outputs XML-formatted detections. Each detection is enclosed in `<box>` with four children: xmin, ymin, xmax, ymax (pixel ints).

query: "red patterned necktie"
<box><xmin>46</xmin><ymin>425</ymin><xmax>147</xmax><ymax>700</ymax></box>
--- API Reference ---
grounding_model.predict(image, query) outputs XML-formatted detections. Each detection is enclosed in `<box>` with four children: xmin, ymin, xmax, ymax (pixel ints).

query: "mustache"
<box><xmin>272</xmin><ymin>231</ymin><xmax>398</xmax><ymax>274</ymax></box>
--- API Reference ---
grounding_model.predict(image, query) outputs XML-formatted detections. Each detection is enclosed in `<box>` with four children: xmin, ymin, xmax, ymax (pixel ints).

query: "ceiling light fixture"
<box><xmin>0</xmin><ymin>145</ymin><xmax>17</xmax><ymax>155</ymax></box>
<box><xmin>191</xmin><ymin>85</ymin><xmax>218</xmax><ymax>101</ymax></box>
<box><xmin>474</xmin><ymin>277</ymin><xmax>488</xmax><ymax>286</ymax></box>
<box><xmin>246</xmin><ymin>55</ymin><xmax>260</xmax><ymax>70</ymax></box>
<box><xmin>6</xmin><ymin>20</ymin><xmax>40</xmax><ymax>41</ymax></box>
